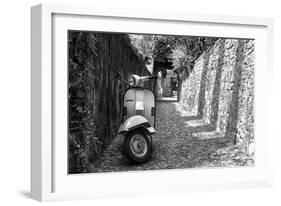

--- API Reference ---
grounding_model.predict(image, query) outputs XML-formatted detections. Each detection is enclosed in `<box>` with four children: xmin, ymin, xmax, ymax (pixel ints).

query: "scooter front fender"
<box><xmin>118</xmin><ymin>115</ymin><xmax>155</xmax><ymax>134</ymax></box>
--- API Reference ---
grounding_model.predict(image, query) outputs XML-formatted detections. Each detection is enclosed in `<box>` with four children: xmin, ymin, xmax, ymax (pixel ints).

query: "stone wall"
<box><xmin>216</xmin><ymin>40</ymin><xmax>240</xmax><ymax>134</ymax></box>
<box><xmin>68</xmin><ymin>31</ymin><xmax>148</xmax><ymax>173</ymax></box>
<box><xmin>180</xmin><ymin>38</ymin><xmax>255</xmax><ymax>154</ymax></box>
<box><xmin>235</xmin><ymin>40</ymin><xmax>254</xmax><ymax>152</ymax></box>
<box><xmin>179</xmin><ymin>52</ymin><xmax>205</xmax><ymax>116</ymax></box>
<box><xmin>201</xmin><ymin>40</ymin><xmax>223</xmax><ymax>124</ymax></box>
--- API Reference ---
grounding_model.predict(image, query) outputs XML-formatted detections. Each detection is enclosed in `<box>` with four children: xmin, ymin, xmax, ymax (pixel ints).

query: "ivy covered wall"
<box><xmin>68</xmin><ymin>31</ymin><xmax>148</xmax><ymax>173</ymax></box>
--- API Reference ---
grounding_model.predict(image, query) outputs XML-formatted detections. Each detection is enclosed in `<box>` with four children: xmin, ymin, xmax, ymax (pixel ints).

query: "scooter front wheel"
<box><xmin>123</xmin><ymin>130</ymin><xmax>152</xmax><ymax>164</ymax></box>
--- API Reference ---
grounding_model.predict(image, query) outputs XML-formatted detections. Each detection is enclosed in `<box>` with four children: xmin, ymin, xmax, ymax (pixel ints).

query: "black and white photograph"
<box><xmin>68</xmin><ymin>31</ymin><xmax>255</xmax><ymax>174</ymax></box>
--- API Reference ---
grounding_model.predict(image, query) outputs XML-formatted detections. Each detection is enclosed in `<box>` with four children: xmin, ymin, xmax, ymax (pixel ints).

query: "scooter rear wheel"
<box><xmin>123</xmin><ymin>130</ymin><xmax>152</xmax><ymax>164</ymax></box>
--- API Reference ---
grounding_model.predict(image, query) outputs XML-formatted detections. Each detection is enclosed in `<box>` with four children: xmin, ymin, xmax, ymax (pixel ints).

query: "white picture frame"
<box><xmin>31</xmin><ymin>3</ymin><xmax>274</xmax><ymax>202</ymax></box>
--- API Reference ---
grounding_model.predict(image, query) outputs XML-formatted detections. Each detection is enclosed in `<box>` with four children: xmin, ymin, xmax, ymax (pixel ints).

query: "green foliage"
<box><xmin>152</xmin><ymin>36</ymin><xmax>173</xmax><ymax>62</ymax></box>
<box><xmin>128</xmin><ymin>34</ymin><xmax>217</xmax><ymax>77</ymax></box>
<box><xmin>68</xmin><ymin>31</ymin><xmax>102</xmax><ymax>173</ymax></box>
<box><xmin>129</xmin><ymin>34</ymin><xmax>156</xmax><ymax>58</ymax></box>
<box><xmin>152</xmin><ymin>35</ymin><xmax>217</xmax><ymax>77</ymax></box>
<box><xmin>68</xmin><ymin>31</ymin><xmax>149</xmax><ymax>173</ymax></box>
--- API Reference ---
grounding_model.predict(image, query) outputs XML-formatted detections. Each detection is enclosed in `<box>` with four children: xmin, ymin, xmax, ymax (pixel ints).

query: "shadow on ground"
<box><xmin>88</xmin><ymin>101</ymin><xmax>253</xmax><ymax>173</ymax></box>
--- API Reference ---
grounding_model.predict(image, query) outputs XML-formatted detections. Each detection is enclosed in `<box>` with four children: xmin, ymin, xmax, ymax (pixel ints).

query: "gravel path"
<box><xmin>89</xmin><ymin>101</ymin><xmax>254</xmax><ymax>173</ymax></box>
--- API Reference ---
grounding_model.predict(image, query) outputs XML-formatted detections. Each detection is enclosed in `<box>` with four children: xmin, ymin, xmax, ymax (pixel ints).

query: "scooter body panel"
<box><xmin>118</xmin><ymin>115</ymin><xmax>155</xmax><ymax>134</ymax></box>
<box><xmin>123</xmin><ymin>87</ymin><xmax>156</xmax><ymax>127</ymax></box>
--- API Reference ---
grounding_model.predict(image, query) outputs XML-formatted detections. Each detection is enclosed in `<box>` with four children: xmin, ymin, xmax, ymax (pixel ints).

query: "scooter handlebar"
<box><xmin>139</xmin><ymin>75</ymin><xmax>158</xmax><ymax>81</ymax></box>
<box><xmin>147</xmin><ymin>75</ymin><xmax>158</xmax><ymax>79</ymax></box>
<box><xmin>116</xmin><ymin>73</ymin><xmax>158</xmax><ymax>87</ymax></box>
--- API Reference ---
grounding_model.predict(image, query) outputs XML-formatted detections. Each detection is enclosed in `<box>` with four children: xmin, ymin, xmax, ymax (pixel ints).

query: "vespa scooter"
<box><xmin>116</xmin><ymin>73</ymin><xmax>158</xmax><ymax>164</ymax></box>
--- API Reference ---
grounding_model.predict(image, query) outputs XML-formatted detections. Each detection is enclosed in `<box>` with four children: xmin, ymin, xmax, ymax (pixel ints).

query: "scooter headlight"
<box><xmin>128</xmin><ymin>74</ymin><xmax>141</xmax><ymax>86</ymax></box>
<box><xmin>128</xmin><ymin>75</ymin><xmax>135</xmax><ymax>86</ymax></box>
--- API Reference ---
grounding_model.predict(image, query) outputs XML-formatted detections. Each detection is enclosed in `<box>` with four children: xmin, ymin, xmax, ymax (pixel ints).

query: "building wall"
<box><xmin>68</xmin><ymin>32</ymin><xmax>148</xmax><ymax>173</ymax></box>
<box><xmin>235</xmin><ymin>40</ymin><xmax>255</xmax><ymax>153</ymax></box>
<box><xmin>179</xmin><ymin>54</ymin><xmax>205</xmax><ymax>116</ymax></box>
<box><xmin>181</xmin><ymin>38</ymin><xmax>255</xmax><ymax>154</ymax></box>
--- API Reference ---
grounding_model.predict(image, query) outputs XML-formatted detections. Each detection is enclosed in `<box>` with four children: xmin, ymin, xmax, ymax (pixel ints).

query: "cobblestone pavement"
<box><xmin>89</xmin><ymin>101</ymin><xmax>254</xmax><ymax>173</ymax></box>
